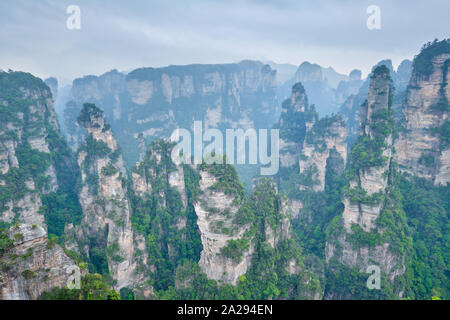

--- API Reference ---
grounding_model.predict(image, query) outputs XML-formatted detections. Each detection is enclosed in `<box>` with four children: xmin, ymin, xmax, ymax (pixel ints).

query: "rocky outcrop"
<box><xmin>129</xmin><ymin>139</ymin><xmax>196</xmax><ymax>297</ymax></box>
<box><xmin>299</xmin><ymin>115</ymin><xmax>347</xmax><ymax>191</ymax></box>
<box><xmin>339</xmin><ymin>59</ymin><xmax>413</xmax><ymax>147</ymax></box>
<box><xmin>278</xmin><ymin>82</ymin><xmax>316</xmax><ymax>171</ymax></box>
<box><xmin>72</xmin><ymin>103</ymin><xmax>141</xmax><ymax>292</ymax></box>
<box><xmin>0</xmin><ymin>224</ymin><xmax>79</xmax><ymax>300</ymax></box>
<box><xmin>344</xmin><ymin>66</ymin><xmax>393</xmax><ymax>231</ymax></box>
<box><xmin>395</xmin><ymin>40</ymin><xmax>450</xmax><ymax>185</ymax></box>
<box><xmin>195</xmin><ymin>167</ymin><xmax>253</xmax><ymax>285</ymax></box>
<box><xmin>277</xmin><ymin>82</ymin><xmax>347</xmax><ymax>194</ymax></box>
<box><xmin>0</xmin><ymin>71</ymin><xmax>79</xmax><ymax>299</ymax></box>
<box><xmin>326</xmin><ymin>66</ymin><xmax>409</xmax><ymax>286</ymax></box>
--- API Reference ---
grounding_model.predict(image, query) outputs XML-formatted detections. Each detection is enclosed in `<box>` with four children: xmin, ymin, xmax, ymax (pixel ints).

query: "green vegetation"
<box><xmin>21</xmin><ymin>269</ymin><xmax>37</xmax><ymax>279</ymax></box>
<box><xmin>199</xmin><ymin>156</ymin><xmax>245</xmax><ymax>205</ymax></box>
<box><xmin>77</xmin><ymin>103</ymin><xmax>104</xmax><ymax>126</ymax></box>
<box><xmin>130</xmin><ymin>140</ymin><xmax>202</xmax><ymax>293</ymax></box>
<box><xmin>278</xmin><ymin>104</ymin><xmax>316</xmax><ymax>143</ymax></box>
<box><xmin>418</xmin><ymin>153</ymin><xmax>436</xmax><ymax>167</ymax></box>
<box><xmin>412</xmin><ymin>39</ymin><xmax>450</xmax><ymax>77</ymax></box>
<box><xmin>347</xmin><ymin>224</ymin><xmax>384</xmax><ymax>248</ymax></box>
<box><xmin>325</xmin><ymin>261</ymin><xmax>398</xmax><ymax>299</ymax></box>
<box><xmin>399</xmin><ymin>176</ymin><xmax>449</xmax><ymax>300</ymax></box>
<box><xmin>429</xmin><ymin>58</ymin><xmax>449</xmax><ymax>113</ymax></box>
<box><xmin>0</xmin><ymin>227</ymin><xmax>13</xmax><ymax>257</ymax></box>
<box><xmin>347</xmin><ymin>136</ymin><xmax>388</xmax><ymax>180</ymax></box>
<box><xmin>87</xmin><ymin>230</ymin><xmax>110</xmax><ymax>276</ymax></box>
<box><xmin>220</xmin><ymin>238</ymin><xmax>249</xmax><ymax>262</ymax></box>
<box><xmin>430</xmin><ymin>120</ymin><xmax>450</xmax><ymax>151</ymax></box>
<box><xmin>293</xmin><ymin>149</ymin><xmax>346</xmax><ymax>259</ymax></box>
<box><xmin>39</xmin><ymin>273</ymin><xmax>120</xmax><ymax>300</ymax></box>
<box><xmin>0</xmin><ymin>71</ymin><xmax>83</xmax><ymax>239</ymax></box>
<box><xmin>101</xmin><ymin>162</ymin><xmax>118</xmax><ymax>176</ymax></box>
<box><xmin>305</xmin><ymin>114</ymin><xmax>344</xmax><ymax>152</ymax></box>
<box><xmin>42</xmin><ymin>127</ymin><xmax>83</xmax><ymax>237</ymax></box>
<box><xmin>78</xmin><ymin>134</ymin><xmax>112</xmax><ymax>194</ymax></box>
<box><xmin>119</xmin><ymin>287</ymin><xmax>135</xmax><ymax>300</ymax></box>
<box><xmin>1</xmin><ymin>64</ymin><xmax>448</xmax><ymax>301</ymax></box>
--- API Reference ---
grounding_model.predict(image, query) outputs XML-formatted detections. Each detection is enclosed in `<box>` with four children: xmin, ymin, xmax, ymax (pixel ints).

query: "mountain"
<box><xmin>277</xmin><ymin>62</ymin><xmax>364</xmax><ymax>117</ymax></box>
<box><xmin>325</xmin><ymin>66</ymin><xmax>411</xmax><ymax>299</ymax></box>
<box><xmin>62</xmin><ymin>61</ymin><xmax>278</xmax><ymax>168</ymax></box>
<box><xmin>264</xmin><ymin>61</ymin><xmax>297</xmax><ymax>84</ymax></box>
<box><xmin>0</xmin><ymin>71</ymin><xmax>81</xmax><ymax>299</ymax></box>
<box><xmin>54</xmin><ymin>101</ymin><xmax>322</xmax><ymax>299</ymax></box>
<box><xmin>395</xmin><ymin>39</ymin><xmax>450</xmax><ymax>185</ymax></box>
<box><xmin>339</xmin><ymin>58</ymin><xmax>413</xmax><ymax>147</ymax></box>
<box><xmin>276</xmin><ymin>82</ymin><xmax>347</xmax><ymax>194</ymax></box>
<box><xmin>1</xmin><ymin>39</ymin><xmax>449</xmax><ymax>301</ymax></box>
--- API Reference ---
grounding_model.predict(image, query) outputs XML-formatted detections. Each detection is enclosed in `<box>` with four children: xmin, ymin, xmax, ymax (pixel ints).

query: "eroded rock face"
<box><xmin>194</xmin><ymin>170</ymin><xmax>253</xmax><ymax>285</ymax></box>
<box><xmin>64</xmin><ymin>61</ymin><xmax>277</xmax><ymax>166</ymax></box>
<box><xmin>73</xmin><ymin>103</ymin><xmax>142</xmax><ymax>292</ymax></box>
<box><xmin>0</xmin><ymin>72</ymin><xmax>78</xmax><ymax>300</ymax></box>
<box><xmin>278</xmin><ymin>82</ymin><xmax>316</xmax><ymax>171</ymax></box>
<box><xmin>325</xmin><ymin>237</ymin><xmax>406</xmax><ymax>282</ymax></box>
<box><xmin>342</xmin><ymin>69</ymin><xmax>394</xmax><ymax>232</ymax></box>
<box><xmin>326</xmin><ymin>66</ymin><xmax>407</xmax><ymax>284</ymax></box>
<box><xmin>299</xmin><ymin>116</ymin><xmax>347</xmax><ymax>191</ymax></box>
<box><xmin>339</xmin><ymin>59</ymin><xmax>413</xmax><ymax>148</ymax></box>
<box><xmin>395</xmin><ymin>53</ymin><xmax>450</xmax><ymax>185</ymax></box>
<box><xmin>0</xmin><ymin>225</ymin><xmax>79</xmax><ymax>300</ymax></box>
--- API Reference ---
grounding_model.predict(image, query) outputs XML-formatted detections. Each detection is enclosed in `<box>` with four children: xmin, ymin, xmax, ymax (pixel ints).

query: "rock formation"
<box><xmin>325</xmin><ymin>66</ymin><xmax>411</xmax><ymax>296</ymax></box>
<box><xmin>194</xmin><ymin>163</ymin><xmax>253</xmax><ymax>285</ymax></box>
<box><xmin>278</xmin><ymin>82</ymin><xmax>316</xmax><ymax>172</ymax></box>
<box><xmin>299</xmin><ymin>115</ymin><xmax>347</xmax><ymax>192</ymax></box>
<box><xmin>277</xmin><ymin>82</ymin><xmax>347</xmax><ymax>197</ymax></box>
<box><xmin>69</xmin><ymin>103</ymin><xmax>143</xmax><ymax>293</ymax></box>
<box><xmin>0</xmin><ymin>71</ymin><xmax>79</xmax><ymax>299</ymax></box>
<box><xmin>340</xmin><ymin>59</ymin><xmax>413</xmax><ymax>146</ymax></box>
<box><xmin>395</xmin><ymin>40</ymin><xmax>450</xmax><ymax>185</ymax></box>
<box><xmin>63</xmin><ymin>61</ymin><xmax>277</xmax><ymax>166</ymax></box>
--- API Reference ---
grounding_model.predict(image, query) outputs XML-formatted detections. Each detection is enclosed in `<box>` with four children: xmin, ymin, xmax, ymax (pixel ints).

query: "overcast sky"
<box><xmin>0</xmin><ymin>0</ymin><xmax>449</xmax><ymax>84</ymax></box>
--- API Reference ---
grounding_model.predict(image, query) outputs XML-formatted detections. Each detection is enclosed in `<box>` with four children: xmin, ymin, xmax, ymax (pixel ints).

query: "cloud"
<box><xmin>0</xmin><ymin>0</ymin><xmax>448</xmax><ymax>81</ymax></box>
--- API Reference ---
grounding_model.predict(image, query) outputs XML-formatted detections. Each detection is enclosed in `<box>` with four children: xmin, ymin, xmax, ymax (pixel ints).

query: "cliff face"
<box><xmin>395</xmin><ymin>42</ymin><xmax>450</xmax><ymax>185</ymax></box>
<box><xmin>0</xmin><ymin>71</ymin><xmax>78</xmax><ymax>299</ymax></box>
<box><xmin>338</xmin><ymin>66</ymin><xmax>393</xmax><ymax>234</ymax></box>
<box><xmin>194</xmin><ymin>166</ymin><xmax>253</xmax><ymax>285</ymax></box>
<box><xmin>71</xmin><ymin>103</ymin><xmax>140</xmax><ymax>292</ymax></box>
<box><xmin>63</xmin><ymin>61</ymin><xmax>277</xmax><ymax>166</ymax></box>
<box><xmin>340</xmin><ymin>59</ymin><xmax>413</xmax><ymax>147</ymax></box>
<box><xmin>0</xmin><ymin>225</ymin><xmax>77</xmax><ymax>300</ymax></box>
<box><xmin>130</xmin><ymin>139</ymin><xmax>203</xmax><ymax>297</ymax></box>
<box><xmin>278</xmin><ymin>82</ymin><xmax>316</xmax><ymax>172</ymax></box>
<box><xmin>277</xmin><ymin>82</ymin><xmax>346</xmax><ymax>199</ymax></box>
<box><xmin>299</xmin><ymin>115</ymin><xmax>347</xmax><ymax>192</ymax></box>
<box><xmin>325</xmin><ymin>66</ymin><xmax>410</xmax><ymax>293</ymax></box>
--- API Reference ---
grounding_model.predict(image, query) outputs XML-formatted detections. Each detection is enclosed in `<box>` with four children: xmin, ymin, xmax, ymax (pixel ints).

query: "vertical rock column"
<box><xmin>75</xmin><ymin>103</ymin><xmax>136</xmax><ymax>290</ymax></box>
<box><xmin>326</xmin><ymin>66</ymin><xmax>409</xmax><ymax>284</ymax></box>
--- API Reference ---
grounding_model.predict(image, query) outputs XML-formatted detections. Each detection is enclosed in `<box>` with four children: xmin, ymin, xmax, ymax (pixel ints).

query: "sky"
<box><xmin>0</xmin><ymin>0</ymin><xmax>449</xmax><ymax>84</ymax></box>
